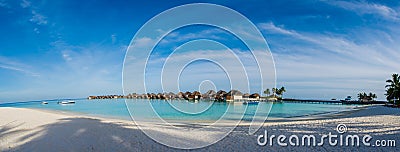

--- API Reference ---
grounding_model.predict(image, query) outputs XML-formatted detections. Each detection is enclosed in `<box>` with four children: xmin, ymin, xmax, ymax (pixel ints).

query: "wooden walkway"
<box><xmin>282</xmin><ymin>99</ymin><xmax>387</xmax><ymax>105</ymax></box>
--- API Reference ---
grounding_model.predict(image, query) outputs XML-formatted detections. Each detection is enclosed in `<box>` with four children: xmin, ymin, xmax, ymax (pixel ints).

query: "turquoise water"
<box><xmin>0</xmin><ymin>99</ymin><xmax>357</xmax><ymax>121</ymax></box>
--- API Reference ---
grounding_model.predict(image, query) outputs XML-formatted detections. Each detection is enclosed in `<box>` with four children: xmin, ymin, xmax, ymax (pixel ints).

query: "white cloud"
<box><xmin>111</xmin><ymin>34</ymin><xmax>117</xmax><ymax>44</ymax></box>
<box><xmin>327</xmin><ymin>1</ymin><xmax>399</xmax><ymax>21</ymax></box>
<box><xmin>19</xmin><ymin>0</ymin><xmax>49</xmax><ymax>32</ymax></box>
<box><xmin>133</xmin><ymin>37</ymin><xmax>155</xmax><ymax>48</ymax></box>
<box><xmin>258</xmin><ymin>22</ymin><xmax>323</xmax><ymax>46</ymax></box>
<box><xmin>33</xmin><ymin>27</ymin><xmax>39</xmax><ymax>34</ymax></box>
<box><xmin>20</xmin><ymin>0</ymin><xmax>31</xmax><ymax>8</ymax></box>
<box><xmin>259</xmin><ymin>22</ymin><xmax>399</xmax><ymax>66</ymax></box>
<box><xmin>258</xmin><ymin>22</ymin><xmax>298</xmax><ymax>36</ymax></box>
<box><xmin>1</xmin><ymin>39</ymin><xmax>126</xmax><ymax>102</ymax></box>
<box><xmin>0</xmin><ymin>56</ymin><xmax>40</xmax><ymax>77</ymax></box>
<box><xmin>124</xmin><ymin>46</ymin><xmax>275</xmax><ymax>94</ymax></box>
<box><xmin>30</xmin><ymin>10</ymin><xmax>48</xmax><ymax>25</ymax></box>
<box><xmin>259</xmin><ymin>21</ymin><xmax>400</xmax><ymax>100</ymax></box>
<box><xmin>160</xmin><ymin>29</ymin><xmax>225</xmax><ymax>45</ymax></box>
<box><xmin>61</xmin><ymin>50</ymin><xmax>72</xmax><ymax>61</ymax></box>
<box><xmin>39</xmin><ymin>41</ymin><xmax>127</xmax><ymax>98</ymax></box>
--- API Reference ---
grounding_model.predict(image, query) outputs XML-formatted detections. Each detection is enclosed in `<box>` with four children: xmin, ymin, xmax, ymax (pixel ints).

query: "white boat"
<box><xmin>41</xmin><ymin>101</ymin><xmax>48</xmax><ymax>104</ymax></box>
<box><xmin>58</xmin><ymin>100</ymin><xmax>75</xmax><ymax>104</ymax></box>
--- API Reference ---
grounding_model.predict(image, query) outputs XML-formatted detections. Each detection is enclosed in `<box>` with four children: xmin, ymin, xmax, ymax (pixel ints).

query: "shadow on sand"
<box><xmin>7</xmin><ymin>117</ymin><xmax>178</xmax><ymax>152</ymax></box>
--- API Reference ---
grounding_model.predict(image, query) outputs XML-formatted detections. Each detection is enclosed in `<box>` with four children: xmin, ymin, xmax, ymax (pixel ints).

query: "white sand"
<box><xmin>0</xmin><ymin>106</ymin><xmax>399</xmax><ymax>151</ymax></box>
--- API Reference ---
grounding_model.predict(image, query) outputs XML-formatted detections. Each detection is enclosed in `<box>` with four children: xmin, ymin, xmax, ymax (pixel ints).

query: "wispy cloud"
<box><xmin>19</xmin><ymin>0</ymin><xmax>48</xmax><ymax>33</ymax></box>
<box><xmin>160</xmin><ymin>28</ymin><xmax>225</xmax><ymax>45</ymax></box>
<box><xmin>0</xmin><ymin>56</ymin><xmax>40</xmax><ymax>77</ymax></box>
<box><xmin>2</xmin><ymin>0</ymin><xmax>399</xmax><ymax>102</ymax></box>
<box><xmin>61</xmin><ymin>50</ymin><xmax>72</xmax><ymax>61</ymax></box>
<box><xmin>132</xmin><ymin>37</ymin><xmax>154</xmax><ymax>48</ymax></box>
<box><xmin>124</xmin><ymin>46</ymin><xmax>275</xmax><ymax>94</ymax></box>
<box><xmin>29</xmin><ymin>10</ymin><xmax>47</xmax><ymax>25</ymax></box>
<box><xmin>0</xmin><ymin>0</ymin><xmax>9</xmax><ymax>8</ymax></box>
<box><xmin>9</xmin><ymin>40</ymin><xmax>128</xmax><ymax>101</ymax></box>
<box><xmin>259</xmin><ymin>21</ymin><xmax>399</xmax><ymax>65</ymax></box>
<box><xmin>327</xmin><ymin>1</ymin><xmax>399</xmax><ymax>21</ymax></box>
<box><xmin>111</xmin><ymin>34</ymin><xmax>117</xmax><ymax>44</ymax></box>
<box><xmin>33</xmin><ymin>27</ymin><xmax>39</xmax><ymax>33</ymax></box>
<box><xmin>259</xmin><ymin>21</ymin><xmax>400</xmax><ymax>99</ymax></box>
<box><xmin>258</xmin><ymin>22</ymin><xmax>301</xmax><ymax>37</ymax></box>
<box><xmin>20</xmin><ymin>0</ymin><xmax>31</xmax><ymax>8</ymax></box>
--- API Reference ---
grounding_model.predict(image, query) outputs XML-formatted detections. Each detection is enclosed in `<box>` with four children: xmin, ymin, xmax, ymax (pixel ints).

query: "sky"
<box><xmin>0</xmin><ymin>0</ymin><xmax>399</xmax><ymax>102</ymax></box>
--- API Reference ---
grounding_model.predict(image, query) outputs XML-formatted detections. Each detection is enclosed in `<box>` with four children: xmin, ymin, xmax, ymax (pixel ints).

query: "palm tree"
<box><xmin>357</xmin><ymin>93</ymin><xmax>364</xmax><ymax>101</ymax></box>
<box><xmin>263</xmin><ymin>89</ymin><xmax>270</xmax><ymax>97</ymax></box>
<box><xmin>272</xmin><ymin>88</ymin><xmax>277</xmax><ymax>96</ymax></box>
<box><xmin>274</xmin><ymin>87</ymin><xmax>286</xmax><ymax>99</ymax></box>
<box><xmin>358</xmin><ymin>92</ymin><xmax>377</xmax><ymax>101</ymax></box>
<box><xmin>278</xmin><ymin>87</ymin><xmax>286</xmax><ymax>98</ymax></box>
<box><xmin>385</xmin><ymin>73</ymin><xmax>400</xmax><ymax>103</ymax></box>
<box><xmin>371</xmin><ymin>93</ymin><xmax>377</xmax><ymax>101</ymax></box>
<box><xmin>368</xmin><ymin>92</ymin><xmax>377</xmax><ymax>101</ymax></box>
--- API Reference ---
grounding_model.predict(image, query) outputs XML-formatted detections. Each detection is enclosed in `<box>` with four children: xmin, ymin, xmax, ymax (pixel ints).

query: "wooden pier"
<box><xmin>282</xmin><ymin>98</ymin><xmax>387</xmax><ymax>105</ymax></box>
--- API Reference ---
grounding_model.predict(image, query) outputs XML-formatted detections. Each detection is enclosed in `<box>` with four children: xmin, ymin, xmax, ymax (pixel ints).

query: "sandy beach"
<box><xmin>0</xmin><ymin>105</ymin><xmax>399</xmax><ymax>151</ymax></box>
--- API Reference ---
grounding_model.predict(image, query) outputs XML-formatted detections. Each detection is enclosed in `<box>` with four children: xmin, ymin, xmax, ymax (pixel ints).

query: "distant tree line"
<box><xmin>357</xmin><ymin>92</ymin><xmax>377</xmax><ymax>101</ymax></box>
<box><xmin>263</xmin><ymin>87</ymin><xmax>286</xmax><ymax>99</ymax></box>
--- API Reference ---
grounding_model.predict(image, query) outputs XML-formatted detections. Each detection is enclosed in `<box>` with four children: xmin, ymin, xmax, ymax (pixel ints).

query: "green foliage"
<box><xmin>385</xmin><ymin>73</ymin><xmax>400</xmax><ymax>101</ymax></box>
<box><xmin>263</xmin><ymin>89</ymin><xmax>270</xmax><ymax>96</ymax></box>
<box><xmin>357</xmin><ymin>92</ymin><xmax>377</xmax><ymax>101</ymax></box>
<box><xmin>268</xmin><ymin>87</ymin><xmax>286</xmax><ymax>99</ymax></box>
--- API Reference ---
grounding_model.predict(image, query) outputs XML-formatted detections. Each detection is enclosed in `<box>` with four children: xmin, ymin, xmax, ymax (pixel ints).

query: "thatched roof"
<box><xmin>250</xmin><ymin>93</ymin><xmax>260</xmax><ymax>98</ymax></box>
<box><xmin>192</xmin><ymin>91</ymin><xmax>201</xmax><ymax>96</ymax></box>
<box><xmin>216</xmin><ymin>90</ymin><xmax>227</xmax><ymax>95</ymax></box>
<box><xmin>227</xmin><ymin>90</ymin><xmax>243</xmax><ymax>96</ymax></box>
<box><xmin>203</xmin><ymin>90</ymin><xmax>216</xmax><ymax>95</ymax></box>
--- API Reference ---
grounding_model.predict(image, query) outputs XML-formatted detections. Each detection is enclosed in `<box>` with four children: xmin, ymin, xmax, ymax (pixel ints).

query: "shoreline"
<box><xmin>1</xmin><ymin>105</ymin><xmax>399</xmax><ymax>151</ymax></box>
<box><xmin>1</xmin><ymin>103</ymin><xmax>374</xmax><ymax>125</ymax></box>
<box><xmin>0</xmin><ymin>98</ymin><xmax>375</xmax><ymax>125</ymax></box>
<box><xmin>4</xmin><ymin>103</ymin><xmax>371</xmax><ymax>126</ymax></box>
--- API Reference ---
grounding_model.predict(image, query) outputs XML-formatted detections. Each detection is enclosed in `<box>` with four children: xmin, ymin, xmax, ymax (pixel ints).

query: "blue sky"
<box><xmin>0</xmin><ymin>0</ymin><xmax>399</xmax><ymax>102</ymax></box>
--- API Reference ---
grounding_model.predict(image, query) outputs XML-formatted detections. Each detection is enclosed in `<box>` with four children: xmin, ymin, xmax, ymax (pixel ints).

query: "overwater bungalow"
<box><xmin>202</xmin><ymin>90</ymin><xmax>216</xmax><ymax>100</ymax></box>
<box><xmin>242</xmin><ymin>93</ymin><xmax>250</xmax><ymax>99</ymax></box>
<box><xmin>88</xmin><ymin>90</ymin><xmax>271</xmax><ymax>103</ymax></box>
<box><xmin>164</xmin><ymin>92</ymin><xmax>176</xmax><ymax>99</ymax></box>
<box><xmin>177</xmin><ymin>92</ymin><xmax>184</xmax><ymax>99</ymax></box>
<box><xmin>190</xmin><ymin>91</ymin><xmax>202</xmax><ymax>100</ymax></box>
<box><xmin>215</xmin><ymin>90</ymin><xmax>227</xmax><ymax>101</ymax></box>
<box><xmin>225</xmin><ymin>90</ymin><xmax>243</xmax><ymax>101</ymax></box>
<box><xmin>249</xmin><ymin>93</ymin><xmax>260</xmax><ymax>99</ymax></box>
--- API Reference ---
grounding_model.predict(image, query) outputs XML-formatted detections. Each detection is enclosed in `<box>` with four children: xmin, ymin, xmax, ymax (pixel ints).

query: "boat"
<box><xmin>58</xmin><ymin>100</ymin><xmax>75</xmax><ymax>104</ymax></box>
<box><xmin>41</xmin><ymin>101</ymin><xmax>48</xmax><ymax>104</ymax></box>
<box><xmin>243</xmin><ymin>101</ymin><xmax>259</xmax><ymax>105</ymax></box>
